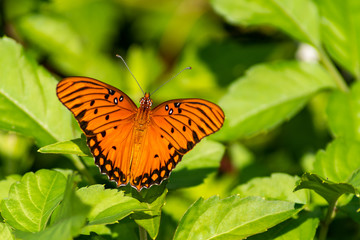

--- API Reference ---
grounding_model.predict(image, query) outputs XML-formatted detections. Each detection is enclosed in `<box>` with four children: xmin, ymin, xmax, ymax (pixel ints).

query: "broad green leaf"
<box><xmin>0</xmin><ymin>175</ymin><xmax>21</xmax><ymax>205</ymax></box>
<box><xmin>16</xmin><ymin>14</ymin><xmax>124</xmax><ymax>86</ymax></box>
<box><xmin>313</xmin><ymin>138</ymin><xmax>360</xmax><ymax>183</ymax></box>
<box><xmin>168</xmin><ymin>140</ymin><xmax>225</xmax><ymax>189</ymax></box>
<box><xmin>248</xmin><ymin>213</ymin><xmax>319</xmax><ymax>240</ymax></box>
<box><xmin>0</xmin><ymin>37</ymin><xmax>74</xmax><ymax>146</ymax></box>
<box><xmin>317</xmin><ymin>0</ymin><xmax>360</xmax><ymax>78</ymax></box>
<box><xmin>38</xmin><ymin>138</ymin><xmax>91</xmax><ymax>156</ymax></box>
<box><xmin>76</xmin><ymin>185</ymin><xmax>145</xmax><ymax>225</ymax></box>
<box><xmin>327</xmin><ymin>82</ymin><xmax>360</xmax><ymax>141</ymax></box>
<box><xmin>131</xmin><ymin>185</ymin><xmax>168</xmax><ymax>239</ymax></box>
<box><xmin>174</xmin><ymin>196</ymin><xmax>303</xmax><ymax>240</ymax></box>
<box><xmin>294</xmin><ymin>173</ymin><xmax>357</xmax><ymax>204</ymax></box>
<box><xmin>0</xmin><ymin>223</ymin><xmax>14</xmax><ymax>240</ymax></box>
<box><xmin>217</xmin><ymin>61</ymin><xmax>335</xmax><ymax>140</ymax></box>
<box><xmin>232</xmin><ymin>173</ymin><xmax>309</xmax><ymax>204</ymax></box>
<box><xmin>1</xmin><ymin>170</ymin><xmax>66</xmax><ymax>232</ymax></box>
<box><xmin>211</xmin><ymin>0</ymin><xmax>320</xmax><ymax>46</ymax></box>
<box><xmin>15</xmin><ymin>175</ymin><xmax>90</xmax><ymax>240</ymax></box>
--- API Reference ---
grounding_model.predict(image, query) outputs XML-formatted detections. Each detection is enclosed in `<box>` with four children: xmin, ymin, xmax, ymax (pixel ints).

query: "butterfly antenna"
<box><xmin>116</xmin><ymin>54</ymin><xmax>145</xmax><ymax>95</ymax></box>
<box><xmin>151</xmin><ymin>67</ymin><xmax>192</xmax><ymax>96</ymax></box>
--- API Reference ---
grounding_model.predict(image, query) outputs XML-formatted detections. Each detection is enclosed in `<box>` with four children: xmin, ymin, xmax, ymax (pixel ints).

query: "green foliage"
<box><xmin>174</xmin><ymin>196</ymin><xmax>303</xmax><ymax>240</ymax></box>
<box><xmin>1</xmin><ymin>0</ymin><xmax>360</xmax><ymax>239</ymax></box>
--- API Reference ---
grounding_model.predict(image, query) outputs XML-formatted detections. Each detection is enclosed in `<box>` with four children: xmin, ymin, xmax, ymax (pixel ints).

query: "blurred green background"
<box><xmin>0</xmin><ymin>0</ymin><xmax>336</xmax><ymax>238</ymax></box>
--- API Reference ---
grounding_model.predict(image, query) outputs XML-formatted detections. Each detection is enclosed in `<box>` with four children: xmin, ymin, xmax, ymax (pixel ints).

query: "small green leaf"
<box><xmin>317</xmin><ymin>0</ymin><xmax>360</xmax><ymax>78</ymax></box>
<box><xmin>327</xmin><ymin>82</ymin><xmax>360</xmax><ymax>141</ymax></box>
<box><xmin>1</xmin><ymin>170</ymin><xmax>67</xmax><ymax>232</ymax></box>
<box><xmin>131</xmin><ymin>185</ymin><xmax>168</xmax><ymax>239</ymax></box>
<box><xmin>15</xmin><ymin>175</ymin><xmax>90</xmax><ymax>240</ymax></box>
<box><xmin>217</xmin><ymin>61</ymin><xmax>335</xmax><ymax>140</ymax></box>
<box><xmin>38</xmin><ymin>138</ymin><xmax>91</xmax><ymax>156</ymax></box>
<box><xmin>174</xmin><ymin>195</ymin><xmax>303</xmax><ymax>240</ymax></box>
<box><xmin>232</xmin><ymin>173</ymin><xmax>309</xmax><ymax>204</ymax></box>
<box><xmin>0</xmin><ymin>37</ymin><xmax>74</xmax><ymax>146</ymax></box>
<box><xmin>211</xmin><ymin>0</ymin><xmax>320</xmax><ymax>46</ymax></box>
<box><xmin>0</xmin><ymin>222</ymin><xmax>14</xmax><ymax>240</ymax></box>
<box><xmin>76</xmin><ymin>185</ymin><xmax>145</xmax><ymax>225</ymax></box>
<box><xmin>294</xmin><ymin>173</ymin><xmax>357</xmax><ymax>204</ymax></box>
<box><xmin>168</xmin><ymin>140</ymin><xmax>225</xmax><ymax>189</ymax></box>
<box><xmin>313</xmin><ymin>138</ymin><xmax>360</xmax><ymax>183</ymax></box>
<box><xmin>0</xmin><ymin>175</ymin><xmax>21</xmax><ymax>205</ymax></box>
<box><xmin>248</xmin><ymin>213</ymin><xmax>319</xmax><ymax>240</ymax></box>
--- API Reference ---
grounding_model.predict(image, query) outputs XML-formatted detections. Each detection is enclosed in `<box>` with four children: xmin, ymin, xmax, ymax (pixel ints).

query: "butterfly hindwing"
<box><xmin>129</xmin><ymin>99</ymin><xmax>225</xmax><ymax>190</ymax></box>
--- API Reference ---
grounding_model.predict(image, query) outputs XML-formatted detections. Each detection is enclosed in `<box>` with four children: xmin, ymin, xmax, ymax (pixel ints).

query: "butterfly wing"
<box><xmin>56</xmin><ymin>77</ymin><xmax>138</xmax><ymax>185</ymax></box>
<box><xmin>129</xmin><ymin>99</ymin><xmax>225</xmax><ymax>190</ymax></box>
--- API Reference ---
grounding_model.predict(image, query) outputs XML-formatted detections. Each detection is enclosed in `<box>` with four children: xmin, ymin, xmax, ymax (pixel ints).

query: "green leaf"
<box><xmin>211</xmin><ymin>0</ymin><xmax>320</xmax><ymax>46</ymax></box>
<box><xmin>131</xmin><ymin>185</ymin><xmax>168</xmax><ymax>239</ymax></box>
<box><xmin>38</xmin><ymin>137</ymin><xmax>91</xmax><ymax>156</ymax></box>
<box><xmin>76</xmin><ymin>185</ymin><xmax>145</xmax><ymax>225</ymax></box>
<box><xmin>174</xmin><ymin>196</ymin><xmax>303</xmax><ymax>240</ymax></box>
<box><xmin>0</xmin><ymin>37</ymin><xmax>74</xmax><ymax>146</ymax></box>
<box><xmin>232</xmin><ymin>173</ymin><xmax>309</xmax><ymax>204</ymax></box>
<box><xmin>327</xmin><ymin>82</ymin><xmax>360</xmax><ymax>141</ymax></box>
<box><xmin>0</xmin><ymin>175</ymin><xmax>21</xmax><ymax>205</ymax></box>
<box><xmin>0</xmin><ymin>223</ymin><xmax>15</xmax><ymax>240</ymax></box>
<box><xmin>313</xmin><ymin>138</ymin><xmax>360</xmax><ymax>183</ymax></box>
<box><xmin>168</xmin><ymin>140</ymin><xmax>225</xmax><ymax>189</ymax></box>
<box><xmin>1</xmin><ymin>169</ymin><xmax>67</xmax><ymax>232</ymax></box>
<box><xmin>294</xmin><ymin>173</ymin><xmax>357</xmax><ymax>204</ymax></box>
<box><xmin>317</xmin><ymin>0</ymin><xmax>360</xmax><ymax>78</ymax></box>
<box><xmin>217</xmin><ymin>61</ymin><xmax>335</xmax><ymax>140</ymax></box>
<box><xmin>15</xmin><ymin>174</ymin><xmax>90</xmax><ymax>240</ymax></box>
<box><xmin>248</xmin><ymin>213</ymin><xmax>319</xmax><ymax>240</ymax></box>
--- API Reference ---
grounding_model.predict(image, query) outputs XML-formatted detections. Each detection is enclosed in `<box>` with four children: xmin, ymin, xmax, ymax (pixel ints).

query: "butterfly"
<box><xmin>56</xmin><ymin>77</ymin><xmax>224</xmax><ymax>191</ymax></box>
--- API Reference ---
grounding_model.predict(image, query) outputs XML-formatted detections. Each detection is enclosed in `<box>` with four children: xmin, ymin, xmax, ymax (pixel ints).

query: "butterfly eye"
<box><xmin>114</xmin><ymin>98</ymin><xmax>118</xmax><ymax>104</ymax></box>
<box><xmin>120</xmin><ymin>96</ymin><xmax>124</xmax><ymax>102</ymax></box>
<box><xmin>169</xmin><ymin>109</ymin><xmax>173</xmax><ymax>115</ymax></box>
<box><xmin>165</xmin><ymin>105</ymin><xmax>169</xmax><ymax>111</ymax></box>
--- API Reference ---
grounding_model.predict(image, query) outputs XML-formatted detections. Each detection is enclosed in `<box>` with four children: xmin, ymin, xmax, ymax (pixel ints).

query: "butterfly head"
<box><xmin>140</xmin><ymin>92</ymin><xmax>153</xmax><ymax>109</ymax></box>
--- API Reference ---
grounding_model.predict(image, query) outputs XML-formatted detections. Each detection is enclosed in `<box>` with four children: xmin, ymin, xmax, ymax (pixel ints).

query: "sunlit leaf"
<box><xmin>327</xmin><ymin>82</ymin><xmax>360</xmax><ymax>141</ymax></box>
<box><xmin>15</xmin><ymin>175</ymin><xmax>90</xmax><ymax>240</ymax></box>
<box><xmin>294</xmin><ymin>173</ymin><xmax>357</xmax><ymax>204</ymax></box>
<box><xmin>0</xmin><ymin>175</ymin><xmax>21</xmax><ymax>205</ymax></box>
<box><xmin>317</xmin><ymin>0</ymin><xmax>360</xmax><ymax>78</ymax></box>
<box><xmin>0</xmin><ymin>37</ymin><xmax>74</xmax><ymax>146</ymax></box>
<box><xmin>217</xmin><ymin>61</ymin><xmax>335</xmax><ymax>140</ymax></box>
<box><xmin>248</xmin><ymin>213</ymin><xmax>319</xmax><ymax>240</ymax></box>
<box><xmin>313</xmin><ymin>138</ymin><xmax>360</xmax><ymax>183</ymax></box>
<box><xmin>211</xmin><ymin>0</ymin><xmax>320</xmax><ymax>46</ymax></box>
<box><xmin>1</xmin><ymin>170</ymin><xmax>66</xmax><ymax>232</ymax></box>
<box><xmin>174</xmin><ymin>195</ymin><xmax>303</xmax><ymax>240</ymax></box>
<box><xmin>38</xmin><ymin>138</ymin><xmax>91</xmax><ymax>156</ymax></box>
<box><xmin>0</xmin><ymin>223</ymin><xmax>14</xmax><ymax>240</ymax></box>
<box><xmin>232</xmin><ymin>173</ymin><xmax>309</xmax><ymax>204</ymax></box>
<box><xmin>76</xmin><ymin>185</ymin><xmax>145</xmax><ymax>225</ymax></box>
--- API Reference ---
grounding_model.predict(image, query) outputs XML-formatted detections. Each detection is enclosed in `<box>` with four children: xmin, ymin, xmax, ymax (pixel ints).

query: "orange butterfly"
<box><xmin>57</xmin><ymin>77</ymin><xmax>224</xmax><ymax>191</ymax></box>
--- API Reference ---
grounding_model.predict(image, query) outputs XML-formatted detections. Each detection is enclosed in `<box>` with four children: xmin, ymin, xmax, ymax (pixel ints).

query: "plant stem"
<box><xmin>139</xmin><ymin>226</ymin><xmax>148</xmax><ymax>240</ymax></box>
<box><xmin>318</xmin><ymin>47</ymin><xmax>349</xmax><ymax>92</ymax></box>
<box><xmin>319</xmin><ymin>200</ymin><xmax>337</xmax><ymax>240</ymax></box>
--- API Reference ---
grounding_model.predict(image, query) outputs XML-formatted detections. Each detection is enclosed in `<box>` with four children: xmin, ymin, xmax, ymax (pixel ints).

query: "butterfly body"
<box><xmin>57</xmin><ymin>77</ymin><xmax>224</xmax><ymax>191</ymax></box>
